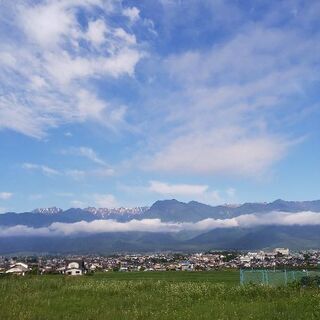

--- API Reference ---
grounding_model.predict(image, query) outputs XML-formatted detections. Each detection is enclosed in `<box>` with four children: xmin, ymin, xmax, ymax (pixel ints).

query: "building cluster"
<box><xmin>1</xmin><ymin>248</ymin><xmax>320</xmax><ymax>276</ymax></box>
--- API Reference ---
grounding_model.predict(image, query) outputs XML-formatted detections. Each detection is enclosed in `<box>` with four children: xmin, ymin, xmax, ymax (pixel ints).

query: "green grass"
<box><xmin>92</xmin><ymin>270</ymin><xmax>239</xmax><ymax>283</ymax></box>
<box><xmin>1</xmin><ymin>271</ymin><xmax>320</xmax><ymax>320</ymax></box>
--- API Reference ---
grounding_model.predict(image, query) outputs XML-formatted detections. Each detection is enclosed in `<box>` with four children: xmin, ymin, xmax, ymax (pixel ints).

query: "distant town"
<box><xmin>1</xmin><ymin>248</ymin><xmax>320</xmax><ymax>276</ymax></box>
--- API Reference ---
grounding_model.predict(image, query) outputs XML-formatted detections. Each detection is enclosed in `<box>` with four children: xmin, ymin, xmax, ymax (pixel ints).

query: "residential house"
<box><xmin>65</xmin><ymin>260</ymin><xmax>86</xmax><ymax>276</ymax></box>
<box><xmin>6</xmin><ymin>262</ymin><xmax>30</xmax><ymax>276</ymax></box>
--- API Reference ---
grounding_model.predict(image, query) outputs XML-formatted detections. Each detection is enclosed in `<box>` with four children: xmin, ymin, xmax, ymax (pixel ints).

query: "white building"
<box><xmin>180</xmin><ymin>262</ymin><xmax>194</xmax><ymax>271</ymax></box>
<box><xmin>274</xmin><ymin>248</ymin><xmax>290</xmax><ymax>256</ymax></box>
<box><xmin>6</xmin><ymin>262</ymin><xmax>30</xmax><ymax>276</ymax></box>
<box><xmin>65</xmin><ymin>260</ymin><xmax>85</xmax><ymax>276</ymax></box>
<box><xmin>240</xmin><ymin>255</ymin><xmax>252</xmax><ymax>263</ymax></box>
<box><xmin>248</xmin><ymin>251</ymin><xmax>265</xmax><ymax>261</ymax></box>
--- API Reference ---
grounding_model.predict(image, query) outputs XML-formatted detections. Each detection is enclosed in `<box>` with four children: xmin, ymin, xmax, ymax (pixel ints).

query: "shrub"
<box><xmin>300</xmin><ymin>276</ymin><xmax>320</xmax><ymax>287</ymax></box>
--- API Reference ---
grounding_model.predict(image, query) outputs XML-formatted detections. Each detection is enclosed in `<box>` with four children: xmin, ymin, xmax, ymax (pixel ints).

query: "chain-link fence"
<box><xmin>240</xmin><ymin>269</ymin><xmax>320</xmax><ymax>286</ymax></box>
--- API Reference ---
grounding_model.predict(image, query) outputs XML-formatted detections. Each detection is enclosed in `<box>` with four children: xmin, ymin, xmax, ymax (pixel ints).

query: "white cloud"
<box><xmin>30</xmin><ymin>75</ymin><xmax>47</xmax><ymax>89</ymax></box>
<box><xmin>141</xmin><ymin>21</ymin><xmax>319</xmax><ymax>177</ymax></box>
<box><xmin>203</xmin><ymin>190</ymin><xmax>222</xmax><ymax>204</ymax></box>
<box><xmin>63</xmin><ymin>146</ymin><xmax>106</xmax><ymax>165</ymax></box>
<box><xmin>61</xmin><ymin>147</ymin><xmax>115</xmax><ymax>179</ymax></box>
<box><xmin>70</xmin><ymin>200</ymin><xmax>88</xmax><ymax>208</ymax></box>
<box><xmin>2</xmin><ymin>211</ymin><xmax>320</xmax><ymax>237</ymax></box>
<box><xmin>23</xmin><ymin>161</ymin><xmax>114</xmax><ymax>180</ymax></box>
<box><xmin>43</xmin><ymin>50</ymin><xmax>141</xmax><ymax>86</ymax></box>
<box><xmin>0</xmin><ymin>95</ymin><xmax>55</xmax><ymax>138</ymax></box>
<box><xmin>86</xmin><ymin>19</ymin><xmax>107</xmax><ymax>45</ymax></box>
<box><xmin>121</xmin><ymin>180</ymin><xmax>238</xmax><ymax>205</ymax></box>
<box><xmin>56</xmin><ymin>192</ymin><xmax>74</xmax><ymax>197</ymax></box>
<box><xmin>0</xmin><ymin>218</ymin><xmax>235</xmax><ymax>237</ymax></box>
<box><xmin>149</xmin><ymin>131</ymin><xmax>288</xmax><ymax>176</ymax></box>
<box><xmin>22</xmin><ymin>163</ymin><xmax>60</xmax><ymax>176</ymax></box>
<box><xmin>0</xmin><ymin>192</ymin><xmax>13</xmax><ymax>200</ymax></box>
<box><xmin>20</xmin><ymin>2</ymin><xmax>75</xmax><ymax>48</ymax></box>
<box><xmin>28</xmin><ymin>194</ymin><xmax>43</xmax><ymax>201</ymax></box>
<box><xmin>0</xmin><ymin>1</ymin><xmax>144</xmax><ymax>138</ymax></box>
<box><xmin>94</xmin><ymin>167</ymin><xmax>115</xmax><ymax>177</ymax></box>
<box><xmin>70</xmin><ymin>193</ymin><xmax>118</xmax><ymax>208</ymax></box>
<box><xmin>65</xmin><ymin>169</ymin><xmax>86</xmax><ymax>181</ymax></box>
<box><xmin>123</xmin><ymin>7</ymin><xmax>140</xmax><ymax>23</ymax></box>
<box><xmin>226</xmin><ymin>188</ymin><xmax>236</xmax><ymax>198</ymax></box>
<box><xmin>235</xmin><ymin>211</ymin><xmax>320</xmax><ymax>228</ymax></box>
<box><xmin>76</xmin><ymin>90</ymin><xmax>107</xmax><ymax>120</ymax></box>
<box><xmin>1</xmin><ymin>0</ymin><xmax>319</xmax><ymax>183</ymax></box>
<box><xmin>65</xmin><ymin>168</ymin><xmax>115</xmax><ymax>180</ymax></box>
<box><xmin>0</xmin><ymin>225</ymin><xmax>51</xmax><ymax>237</ymax></box>
<box><xmin>122</xmin><ymin>181</ymin><xmax>232</xmax><ymax>205</ymax></box>
<box><xmin>149</xmin><ymin>180</ymin><xmax>208</xmax><ymax>196</ymax></box>
<box><xmin>94</xmin><ymin>194</ymin><xmax>118</xmax><ymax>208</ymax></box>
<box><xmin>114</xmin><ymin>28</ymin><xmax>136</xmax><ymax>45</ymax></box>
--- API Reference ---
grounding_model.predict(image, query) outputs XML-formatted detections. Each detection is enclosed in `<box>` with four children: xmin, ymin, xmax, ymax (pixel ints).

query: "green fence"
<box><xmin>240</xmin><ymin>269</ymin><xmax>320</xmax><ymax>286</ymax></box>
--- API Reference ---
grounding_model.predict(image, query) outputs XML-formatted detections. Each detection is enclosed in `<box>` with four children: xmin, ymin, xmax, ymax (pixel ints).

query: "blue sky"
<box><xmin>0</xmin><ymin>0</ymin><xmax>320</xmax><ymax>212</ymax></box>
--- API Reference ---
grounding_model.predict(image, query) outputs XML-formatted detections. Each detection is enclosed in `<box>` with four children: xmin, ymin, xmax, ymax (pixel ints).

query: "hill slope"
<box><xmin>1</xmin><ymin>199</ymin><xmax>320</xmax><ymax>253</ymax></box>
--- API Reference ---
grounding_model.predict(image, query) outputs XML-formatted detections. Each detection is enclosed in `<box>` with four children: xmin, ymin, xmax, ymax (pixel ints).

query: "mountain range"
<box><xmin>1</xmin><ymin>199</ymin><xmax>320</xmax><ymax>254</ymax></box>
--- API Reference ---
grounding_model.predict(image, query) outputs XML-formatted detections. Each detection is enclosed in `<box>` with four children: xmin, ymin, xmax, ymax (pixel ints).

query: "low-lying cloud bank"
<box><xmin>1</xmin><ymin>211</ymin><xmax>320</xmax><ymax>237</ymax></box>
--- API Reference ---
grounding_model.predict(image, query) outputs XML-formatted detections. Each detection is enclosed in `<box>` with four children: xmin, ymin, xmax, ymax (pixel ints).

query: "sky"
<box><xmin>0</xmin><ymin>0</ymin><xmax>320</xmax><ymax>212</ymax></box>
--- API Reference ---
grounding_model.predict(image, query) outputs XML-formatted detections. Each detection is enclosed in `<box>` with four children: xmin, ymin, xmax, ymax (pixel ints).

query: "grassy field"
<box><xmin>1</xmin><ymin>271</ymin><xmax>320</xmax><ymax>320</ymax></box>
<box><xmin>92</xmin><ymin>270</ymin><xmax>239</xmax><ymax>283</ymax></box>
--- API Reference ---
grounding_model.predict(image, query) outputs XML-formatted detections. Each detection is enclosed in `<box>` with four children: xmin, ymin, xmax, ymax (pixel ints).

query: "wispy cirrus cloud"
<box><xmin>61</xmin><ymin>146</ymin><xmax>106</xmax><ymax>166</ymax></box>
<box><xmin>23</xmin><ymin>162</ymin><xmax>114</xmax><ymax>180</ymax></box>
<box><xmin>0</xmin><ymin>0</ymin><xmax>144</xmax><ymax>138</ymax></box>
<box><xmin>1</xmin><ymin>0</ymin><xmax>320</xmax><ymax>213</ymax></box>
<box><xmin>138</xmin><ymin>1</ymin><xmax>320</xmax><ymax>178</ymax></box>
<box><xmin>60</xmin><ymin>147</ymin><xmax>115</xmax><ymax>179</ymax></box>
<box><xmin>22</xmin><ymin>163</ymin><xmax>60</xmax><ymax>176</ymax></box>
<box><xmin>149</xmin><ymin>181</ymin><xmax>209</xmax><ymax>196</ymax></box>
<box><xmin>65</xmin><ymin>167</ymin><xmax>115</xmax><ymax>180</ymax></box>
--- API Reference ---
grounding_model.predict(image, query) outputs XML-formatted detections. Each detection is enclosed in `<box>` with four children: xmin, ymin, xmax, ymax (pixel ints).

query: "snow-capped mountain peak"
<box><xmin>84</xmin><ymin>207</ymin><xmax>149</xmax><ymax>217</ymax></box>
<box><xmin>32</xmin><ymin>207</ymin><xmax>63</xmax><ymax>214</ymax></box>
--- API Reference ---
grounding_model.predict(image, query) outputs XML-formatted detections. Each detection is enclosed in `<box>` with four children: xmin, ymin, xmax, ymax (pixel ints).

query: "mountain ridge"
<box><xmin>2</xmin><ymin>198</ymin><xmax>320</xmax><ymax>225</ymax></box>
<box><xmin>1</xmin><ymin>199</ymin><xmax>320</xmax><ymax>254</ymax></box>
